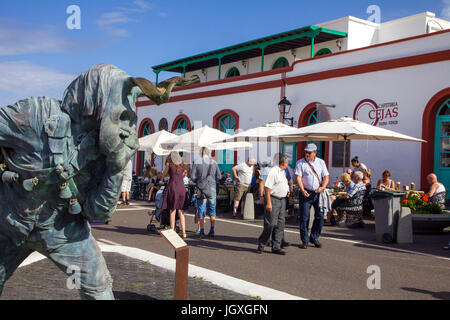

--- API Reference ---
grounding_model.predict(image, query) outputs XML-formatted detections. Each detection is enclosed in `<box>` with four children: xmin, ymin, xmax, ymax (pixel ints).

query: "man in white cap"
<box><xmin>231</xmin><ymin>157</ymin><xmax>256</xmax><ymax>218</ymax></box>
<box><xmin>295</xmin><ymin>143</ymin><xmax>330</xmax><ymax>249</ymax></box>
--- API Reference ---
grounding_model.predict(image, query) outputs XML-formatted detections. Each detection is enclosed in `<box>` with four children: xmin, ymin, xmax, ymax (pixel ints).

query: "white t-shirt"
<box><xmin>234</xmin><ymin>162</ymin><xmax>254</xmax><ymax>186</ymax></box>
<box><xmin>123</xmin><ymin>160</ymin><xmax>133</xmax><ymax>180</ymax></box>
<box><xmin>294</xmin><ymin>158</ymin><xmax>329</xmax><ymax>191</ymax></box>
<box><xmin>353</xmin><ymin>163</ymin><xmax>367</xmax><ymax>173</ymax></box>
<box><xmin>264</xmin><ymin>166</ymin><xmax>289</xmax><ymax>198</ymax></box>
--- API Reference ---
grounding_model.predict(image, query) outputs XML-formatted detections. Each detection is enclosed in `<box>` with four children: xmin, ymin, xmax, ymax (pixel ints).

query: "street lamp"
<box><xmin>278</xmin><ymin>97</ymin><xmax>294</xmax><ymax>126</ymax></box>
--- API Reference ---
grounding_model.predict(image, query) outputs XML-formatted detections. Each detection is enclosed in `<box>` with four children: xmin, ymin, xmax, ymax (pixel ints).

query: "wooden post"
<box><xmin>160</xmin><ymin>229</ymin><xmax>189</xmax><ymax>300</ymax></box>
<box><xmin>174</xmin><ymin>246</ymin><xmax>189</xmax><ymax>300</ymax></box>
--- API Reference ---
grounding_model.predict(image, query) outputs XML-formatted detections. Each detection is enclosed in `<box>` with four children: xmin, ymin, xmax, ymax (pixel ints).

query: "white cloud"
<box><xmin>0</xmin><ymin>22</ymin><xmax>76</xmax><ymax>56</ymax></box>
<box><xmin>97</xmin><ymin>0</ymin><xmax>153</xmax><ymax>37</ymax></box>
<box><xmin>0</xmin><ymin>61</ymin><xmax>75</xmax><ymax>106</ymax></box>
<box><xmin>441</xmin><ymin>0</ymin><xmax>450</xmax><ymax>20</ymax></box>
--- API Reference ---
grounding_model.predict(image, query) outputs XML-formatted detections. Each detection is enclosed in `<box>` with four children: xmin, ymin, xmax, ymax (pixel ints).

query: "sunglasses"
<box><xmin>305</xmin><ymin>151</ymin><xmax>314</xmax><ymax>154</ymax></box>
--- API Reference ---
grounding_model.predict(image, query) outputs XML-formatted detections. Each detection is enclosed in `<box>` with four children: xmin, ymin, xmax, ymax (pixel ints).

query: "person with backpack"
<box><xmin>191</xmin><ymin>147</ymin><xmax>222</xmax><ymax>238</ymax></box>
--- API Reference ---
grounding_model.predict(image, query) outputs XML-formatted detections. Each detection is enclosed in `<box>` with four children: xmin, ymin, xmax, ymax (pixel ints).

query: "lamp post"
<box><xmin>278</xmin><ymin>97</ymin><xmax>294</xmax><ymax>126</ymax></box>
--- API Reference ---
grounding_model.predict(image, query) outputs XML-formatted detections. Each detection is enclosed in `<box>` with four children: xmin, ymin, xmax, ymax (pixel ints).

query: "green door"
<box><xmin>140</xmin><ymin>122</ymin><xmax>153</xmax><ymax>175</ymax></box>
<box><xmin>434</xmin><ymin>99</ymin><xmax>450</xmax><ymax>199</ymax></box>
<box><xmin>282</xmin><ymin>142</ymin><xmax>297</xmax><ymax>169</ymax></box>
<box><xmin>217</xmin><ymin>114</ymin><xmax>236</xmax><ymax>175</ymax></box>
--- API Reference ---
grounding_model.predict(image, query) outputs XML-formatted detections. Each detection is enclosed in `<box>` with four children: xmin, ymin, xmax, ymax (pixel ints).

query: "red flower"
<box><xmin>402</xmin><ymin>199</ymin><xmax>408</xmax><ymax>204</ymax></box>
<box><xmin>423</xmin><ymin>195</ymin><xmax>429</xmax><ymax>202</ymax></box>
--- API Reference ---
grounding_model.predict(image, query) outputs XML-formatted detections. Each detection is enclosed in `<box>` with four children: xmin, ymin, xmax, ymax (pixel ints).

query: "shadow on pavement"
<box><xmin>401</xmin><ymin>287</ymin><xmax>450</xmax><ymax>300</ymax></box>
<box><xmin>114</xmin><ymin>291</ymin><xmax>156</xmax><ymax>300</ymax></box>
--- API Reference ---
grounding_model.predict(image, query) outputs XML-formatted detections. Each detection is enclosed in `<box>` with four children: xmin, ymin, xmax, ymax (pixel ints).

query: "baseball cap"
<box><xmin>304</xmin><ymin>143</ymin><xmax>318</xmax><ymax>152</ymax></box>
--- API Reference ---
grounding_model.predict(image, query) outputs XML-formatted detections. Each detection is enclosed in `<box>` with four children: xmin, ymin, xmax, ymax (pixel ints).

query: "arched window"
<box><xmin>137</xmin><ymin>119</ymin><xmax>155</xmax><ymax>175</ymax></box>
<box><xmin>213</xmin><ymin>110</ymin><xmax>239</xmax><ymax>175</ymax></box>
<box><xmin>272</xmin><ymin>57</ymin><xmax>289</xmax><ymax>69</ymax></box>
<box><xmin>171</xmin><ymin>114</ymin><xmax>191</xmax><ymax>135</ymax></box>
<box><xmin>314</xmin><ymin>48</ymin><xmax>332</xmax><ymax>57</ymax></box>
<box><xmin>225</xmin><ymin>67</ymin><xmax>240</xmax><ymax>78</ymax></box>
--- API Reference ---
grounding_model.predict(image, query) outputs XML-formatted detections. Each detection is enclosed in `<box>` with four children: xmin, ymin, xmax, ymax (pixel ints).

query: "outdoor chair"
<box><xmin>336</xmin><ymin>190</ymin><xmax>365</xmax><ymax>227</ymax></box>
<box><xmin>216</xmin><ymin>184</ymin><xmax>231</xmax><ymax>211</ymax></box>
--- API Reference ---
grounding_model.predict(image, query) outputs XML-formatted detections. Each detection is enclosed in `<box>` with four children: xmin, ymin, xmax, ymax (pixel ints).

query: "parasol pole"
<box><xmin>343</xmin><ymin>135</ymin><xmax>348</xmax><ymax>173</ymax></box>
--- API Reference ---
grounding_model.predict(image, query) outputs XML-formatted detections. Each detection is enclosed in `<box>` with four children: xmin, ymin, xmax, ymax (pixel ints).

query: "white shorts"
<box><xmin>121</xmin><ymin>178</ymin><xmax>132</xmax><ymax>192</ymax></box>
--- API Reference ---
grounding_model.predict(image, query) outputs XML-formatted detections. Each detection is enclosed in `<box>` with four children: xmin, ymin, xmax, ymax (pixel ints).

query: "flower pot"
<box><xmin>411</xmin><ymin>212</ymin><xmax>450</xmax><ymax>234</ymax></box>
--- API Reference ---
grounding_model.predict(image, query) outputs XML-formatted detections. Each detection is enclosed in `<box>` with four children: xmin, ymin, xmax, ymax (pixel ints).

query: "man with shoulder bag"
<box><xmin>191</xmin><ymin>148</ymin><xmax>221</xmax><ymax>238</ymax></box>
<box><xmin>295</xmin><ymin>143</ymin><xmax>330</xmax><ymax>249</ymax></box>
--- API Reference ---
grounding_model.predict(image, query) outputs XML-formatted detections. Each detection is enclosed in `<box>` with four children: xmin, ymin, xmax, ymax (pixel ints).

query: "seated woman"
<box><xmin>336</xmin><ymin>171</ymin><xmax>367</xmax><ymax>228</ymax></box>
<box><xmin>147</xmin><ymin>172</ymin><xmax>163</xmax><ymax>202</ymax></box>
<box><xmin>376</xmin><ymin>170</ymin><xmax>395</xmax><ymax>191</ymax></box>
<box><xmin>327</xmin><ymin>173</ymin><xmax>354</xmax><ymax>225</ymax></box>
<box><xmin>426</xmin><ymin>173</ymin><xmax>447</xmax><ymax>207</ymax></box>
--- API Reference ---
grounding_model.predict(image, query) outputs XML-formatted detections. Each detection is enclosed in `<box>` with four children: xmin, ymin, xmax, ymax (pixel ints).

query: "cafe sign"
<box><xmin>353</xmin><ymin>99</ymin><xmax>399</xmax><ymax>127</ymax></box>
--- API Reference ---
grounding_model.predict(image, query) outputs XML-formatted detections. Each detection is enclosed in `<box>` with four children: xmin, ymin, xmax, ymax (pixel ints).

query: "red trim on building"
<box><xmin>285</xmin><ymin>49</ymin><xmax>450</xmax><ymax>87</ymax></box>
<box><xmin>296</xmin><ymin>102</ymin><xmax>330</xmax><ymax>166</ymax></box>
<box><xmin>136</xmin><ymin>49</ymin><xmax>450</xmax><ymax>108</ymax></box>
<box><xmin>420</xmin><ymin>87</ymin><xmax>450</xmax><ymax>190</ymax></box>
<box><xmin>291</xmin><ymin>28</ymin><xmax>450</xmax><ymax>70</ymax></box>
<box><xmin>212</xmin><ymin>109</ymin><xmax>240</xmax><ymax>165</ymax></box>
<box><xmin>136</xmin><ymin>118</ymin><xmax>155</xmax><ymax>174</ymax></box>
<box><xmin>171</xmin><ymin>114</ymin><xmax>192</xmax><ymax>133</ymax></box>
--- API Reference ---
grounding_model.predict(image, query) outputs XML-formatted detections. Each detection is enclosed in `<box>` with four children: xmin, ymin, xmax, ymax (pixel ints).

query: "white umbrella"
<box><xmin>279</xmin><ymin>117</ymin><xmax>426</xmax><ymax>169</ymax></box>
<box><xmin>281</xmin><ymin>117</ymin><xmax>426</xmax><ymax>142</ymax></box>
<box><xmin>161</xmin><ymin>125</ymin><xmax>252</xmax><ymax>152</ymax></box>
<box><xmin>138</xmin><ymin>130</ymin><xmax>178</xmax><ymax>155</ymax></box>
<box><xmin>221</xmin><ymin>122</ymin><xmax>300</xmax><ymax>142</ymax></box>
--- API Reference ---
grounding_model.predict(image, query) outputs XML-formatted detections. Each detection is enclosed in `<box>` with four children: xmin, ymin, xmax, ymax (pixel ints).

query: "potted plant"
<box><xmin>401</xmin><ymin>193</ymin><xmax>450</xmax><ymax>233</ymax></box>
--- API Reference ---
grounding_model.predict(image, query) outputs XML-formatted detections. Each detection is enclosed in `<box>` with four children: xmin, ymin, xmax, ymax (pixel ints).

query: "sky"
<box><xmin>0</xmin><ymin>0</ymin><xmax>449</xmax><ymax>106</ymax></box>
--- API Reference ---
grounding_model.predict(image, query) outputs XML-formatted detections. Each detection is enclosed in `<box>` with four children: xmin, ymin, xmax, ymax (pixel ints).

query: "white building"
<box><xmin>136</xmin><ymin>12</ymin><xmax>450</xmax><ymax>194</ymax></box>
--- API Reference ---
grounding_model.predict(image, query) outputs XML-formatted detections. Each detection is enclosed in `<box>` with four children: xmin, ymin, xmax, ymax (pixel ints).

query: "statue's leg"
<box><xmin>39</xmin><ymin>232</ymin><xmax>114</xmax><ymax>300</ymax></box>
<box><xmin>0</xmin><ymin>233</ymin><xmax>33</xmax><ymax>296</ymax></box>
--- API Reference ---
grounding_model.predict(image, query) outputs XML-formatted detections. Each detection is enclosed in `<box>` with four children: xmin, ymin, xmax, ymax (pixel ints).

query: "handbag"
<box><xmin>196</xmin><ymin>163</ymin><xmax>213</xmax><ymax>199</ymax></box>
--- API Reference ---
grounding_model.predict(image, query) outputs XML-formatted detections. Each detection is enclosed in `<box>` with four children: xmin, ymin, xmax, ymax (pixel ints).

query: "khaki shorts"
<box><xmin>234</xmin><ymin>184</ymin><xmax>250</xmax><ymax>202</ymax></box>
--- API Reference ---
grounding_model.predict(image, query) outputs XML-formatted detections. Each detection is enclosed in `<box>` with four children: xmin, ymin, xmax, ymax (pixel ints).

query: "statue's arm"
<box><xmin>82</xmin><ymin>137</ymin><xmax>137</xmax><ymax>221</ymax></box>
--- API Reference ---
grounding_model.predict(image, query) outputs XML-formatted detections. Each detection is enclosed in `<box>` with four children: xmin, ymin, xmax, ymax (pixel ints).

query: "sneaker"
<box><xmin>309</xmin><ymin>237</ymin><xmax>322</xmax><ymax>248</ymax></box>
<box><xmin>298</xmin><ymin>243</ymin><xmax>308</xmax><ymax>249</ymax></box>
<box><xmin>194</xmin><ymin>230</ymin><xmax>201</xmax><ymax>235</ymax></box>
<box><xmin>256</xmin><ymin>246</ymin><xmax>264</xmax><ymax>254</ymax></box>
<box><xmin>208</xmin><ymin>231</ymin><xmax>215</xmax><ymax>238</ymax></box>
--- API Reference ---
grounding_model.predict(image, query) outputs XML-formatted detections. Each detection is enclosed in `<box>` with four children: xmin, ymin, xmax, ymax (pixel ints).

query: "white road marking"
<box><xmin>182</xmin><ymin>213</ymin><xmax>450</xmax><ymax>262</ymax></box>
<box><xmin>18</xmin><ymin>251</ymin><xmax>47</xmax><ymax>268</ymax></box>
<box><xmin>116</xmin><ymin>206</ymin><xmax>152</xmax><ymax>211</ymax></box>
<box><xmin>97</xmin><ymin>238</ymin><xmax>122</xmax><ymax>246</ymax></box>
<box><xmin>98</xmin><ymin>243</ymin><xmax>306</xmax><ymax>300</ymax></box>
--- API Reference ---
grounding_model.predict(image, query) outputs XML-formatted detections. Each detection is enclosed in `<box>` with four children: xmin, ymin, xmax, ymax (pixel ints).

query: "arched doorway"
<box><xmin>137</xmin><ymin>119</ymin><xmax>154</xmax><ymax>176</ymax></box>
<box><xmin>296</xmin><ymin>102</ymin><xmax>330</xmax><ymax>164</ymax></box>
<box><xmin>434</xmin><ymin>99</ymin><xmax>450</xmax><ymax>197</ymax></box>
<box><xmin>172</xmin><ymin>114</ymin><xmax>191</xmax><ymax>165</ymax></box>
<box><xmin>213</xmin><ymin>110</ymin><xmax>238</xmax><ymax>175</ymax></box>
<box><xmin>421</xmin><ymin>88</ymin><xmax>450</xmax><ymax>193</ymax></box>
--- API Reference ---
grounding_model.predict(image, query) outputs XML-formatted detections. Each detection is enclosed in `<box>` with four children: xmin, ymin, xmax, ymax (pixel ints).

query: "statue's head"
<box><xmin>61</xmin><ymin>64</ymin><xmax>149</xmax><ymax>171</ymax></box>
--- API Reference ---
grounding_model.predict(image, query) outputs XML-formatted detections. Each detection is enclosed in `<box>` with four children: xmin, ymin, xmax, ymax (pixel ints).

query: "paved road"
<box><xmin>91</xmin><ymin>202</ymin><xmax>450</xmax><ymax>300</ymax></box>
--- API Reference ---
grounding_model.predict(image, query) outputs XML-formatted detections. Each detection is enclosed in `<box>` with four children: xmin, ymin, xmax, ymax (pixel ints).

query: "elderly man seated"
<box><xmin>335</xmin><ymin>171</ymin><xmax>366</xmax><ymax>228</ymax></box>
<box><xmin>426</xmin><ymin>173</ymin><xmax>447</xmax><ymax>208</ymax></box>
